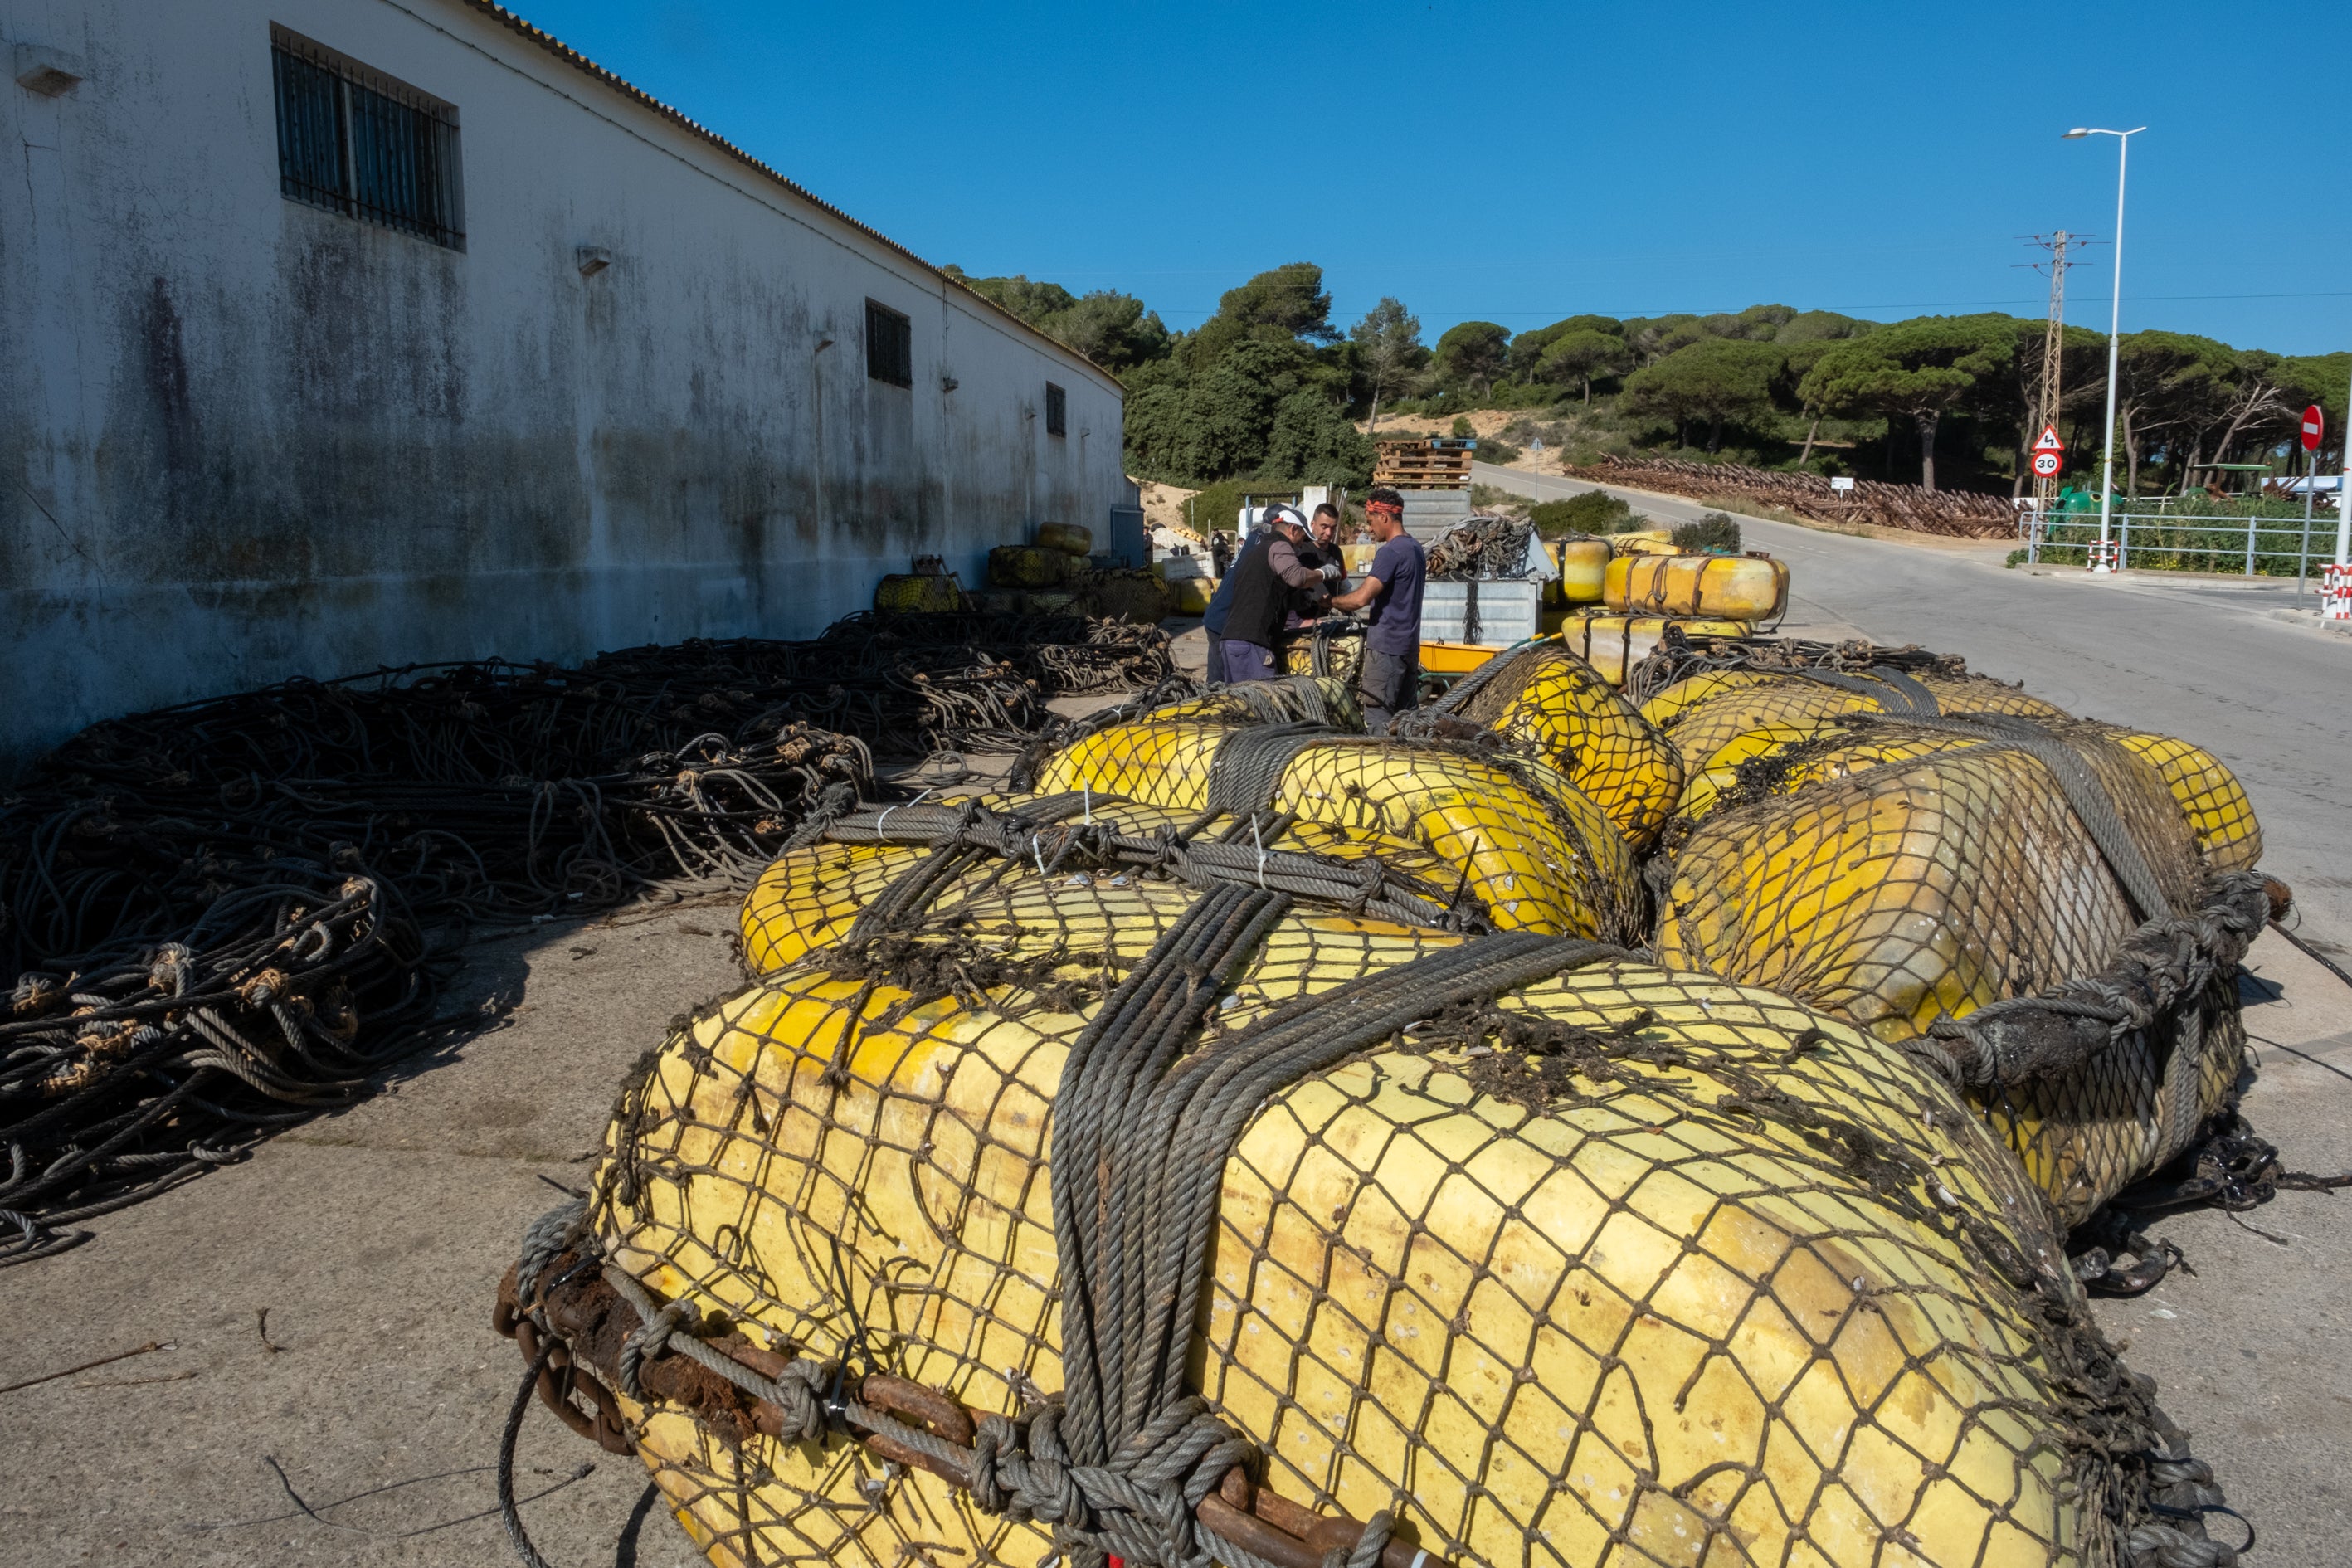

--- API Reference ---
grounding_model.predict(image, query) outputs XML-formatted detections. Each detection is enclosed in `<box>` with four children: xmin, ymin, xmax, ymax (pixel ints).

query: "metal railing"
<box><xmin>2022</xmin><ymin>508</ymin><xmax>2344</xmax><ymax>578</ymax></box>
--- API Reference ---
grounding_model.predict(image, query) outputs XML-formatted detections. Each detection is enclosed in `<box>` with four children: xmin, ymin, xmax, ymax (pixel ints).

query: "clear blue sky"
<box><xmin>521</xmin><ymin>0</ymin><xmax>2348</xmax><ymax>355</ymax></box>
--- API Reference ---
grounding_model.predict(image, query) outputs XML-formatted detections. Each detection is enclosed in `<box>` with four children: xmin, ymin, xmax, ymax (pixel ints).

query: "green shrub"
<box><xmin>1450</xmin><ymin>416</ymin><xmax>1476</xmax><ymax>438</ymax></box>
<box><xmin>1670</xmin><ymin>512</ymin><xmax>1741</xmax><ymax>553</ymax></box>
<box><xmin>1478</xmin><ymin>439</ymin><xmax>1523</xmax><ymax>464</ymax></box>
<box><xmin>2005</xmin><ymin>548</ymin><xmax>2028</xmax><ymax>568</ymax></box>
<box><xmin>1530</xmin><ymin>491</ymin><xmax>1637</xmax><ymax>538</ymax></box>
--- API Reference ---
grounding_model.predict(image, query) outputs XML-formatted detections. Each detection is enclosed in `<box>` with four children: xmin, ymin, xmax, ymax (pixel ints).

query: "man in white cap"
<box><xmin>1215</xmin><ymin>504</ymin><xmax>1328</xmax><ymax>683</ymax></box>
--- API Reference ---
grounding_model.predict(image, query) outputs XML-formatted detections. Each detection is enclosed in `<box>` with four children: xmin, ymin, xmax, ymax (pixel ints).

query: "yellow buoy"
<box><xmin>1604</xmin><ymin>553</ymin><xmax>1788</xmax><ymax>621</ymax></box>
<box><xmin>1556</xmin><ymin>614</ymin><xmax>1749</xmax><ymax>684</ymax></box>
<box><xmin>1035</xmin><ymin>724</ymin><xmax>1643</xmax><ymax>942</ymax></box>
<box><xmin>588</xmin><ymin>863</ymin><xmax>2133</xmax><ymax>1568</ymax></box>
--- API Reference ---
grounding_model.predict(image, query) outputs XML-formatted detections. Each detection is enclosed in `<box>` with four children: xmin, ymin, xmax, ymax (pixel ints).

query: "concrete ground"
<box><xmin>5</xmin><ymin>500</ymin><xmax>2348</xmax><ymax>1566</ymax></box>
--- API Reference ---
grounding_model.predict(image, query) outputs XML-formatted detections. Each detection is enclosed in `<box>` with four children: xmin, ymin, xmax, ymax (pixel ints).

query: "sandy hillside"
<box><xmin>1137</xmin><ymin>478</ymin><xmax>1204</xmax><ymax>542</ymax></box>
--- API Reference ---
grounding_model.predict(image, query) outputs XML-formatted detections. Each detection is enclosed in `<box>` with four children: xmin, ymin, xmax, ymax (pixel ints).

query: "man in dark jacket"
<box><xmin>1216</xmin><ymin>505</ymin><xmax>1327</xmax><ymax>682</ymax></box>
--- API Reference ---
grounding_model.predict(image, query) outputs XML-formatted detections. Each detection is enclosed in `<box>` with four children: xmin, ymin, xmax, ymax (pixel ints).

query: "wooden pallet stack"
<box><xmin>1372</xmin><ymin>436</ymin><xmax>1476</xmax><ymax>490</ymax></box>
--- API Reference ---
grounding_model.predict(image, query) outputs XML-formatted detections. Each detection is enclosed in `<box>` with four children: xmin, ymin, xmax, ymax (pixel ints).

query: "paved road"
<box><xmin>1478</xmin><ymin>460</ymin><xmax>2352</xmax><ymax>956</ymax></box>
<box><xmin>1483</xmin><ymin>459</ymin><xmax>2352</xmax><ymax>1566</ymax></box>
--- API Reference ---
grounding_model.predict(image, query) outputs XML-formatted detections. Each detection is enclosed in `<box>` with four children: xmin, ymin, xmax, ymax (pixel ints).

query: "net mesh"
<box><xmin>1654</xmin><ymin>725</ymin><xmax>2234</xmax><ymax>1225</ymax></box>
<box><xmin>1668</xmin><ymin>718</ymin><xmax>2262</xmax><ymax>874</ymax></box>
<box><xmin>591</xmin><ymin>856</ymin><xmax>2145</xmax><ymax>1568</ymax></box>
<box><xmin>1639</xmin><ymin>670</ymin><xmax>2068</xmax><ymax>776</ymax></box>
<box><xmin>738</xmin><ymin>796</ymin><xmax>1473</xmax><ymax>976</ymax></box>
<box><xmin>1443</xmin><ymin>645</ymin><xmax>1686</xmax><ymax>850</ymax></box>
<box><xmin>1033</xmin><ymin>723</ymin><xmax>1643</xmax><ymax>944</ymax></box>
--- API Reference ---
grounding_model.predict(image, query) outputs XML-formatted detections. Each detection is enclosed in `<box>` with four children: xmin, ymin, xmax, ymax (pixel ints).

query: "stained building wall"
<box><xmin>0</xmin><ymin>0</ymin><xmax>1125</xmax><ymax>764</ymax></box>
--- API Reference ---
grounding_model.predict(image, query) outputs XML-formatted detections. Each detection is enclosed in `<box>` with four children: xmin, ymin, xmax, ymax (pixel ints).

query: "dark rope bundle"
<box><xmin>0</xmin><ymin>613</ymin><xmax>1174</xmax><ymax>1265</ymax></box>
<box><xmin>1622</xmin><ymin>630</ymin><xmax>1976</xmax><ymax>706</ymax></box>
<box><xmin>816</xmin><ymin>795</ymin><xmax>1491</xmax><ymax>936</ymax></box>
<box><xmin>1424</xmin><ymin>515</ymin><xmax>1536</xmax><ymax>582</ymax></box>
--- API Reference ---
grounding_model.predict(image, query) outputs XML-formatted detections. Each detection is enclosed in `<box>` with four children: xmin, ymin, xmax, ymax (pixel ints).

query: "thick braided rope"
<box><xmin>1892</xmin><ymin>712</ymin><xmax>2178</xmax><ymax>923</ymax></box>
<box><xmin>1051</xmin><ymin>889</ymin><xmax>1618</xmax><ymax>1565</ymax></box>
<box><xmin>1783</xmin><ymin>663</ymin><xmax>1943</xmax><ymax>717</ymax></box>
<box><xmin>1205</xmin><ymin>722</ymin><xmax>1335</xmax><ymax>816</ymax></box>
<box><xmin>1912</xmin><ymin>871</ymin><xmax>2268</xmax><ymax>1092</ymax></box>
<box><xmin>820</xmin><ymin>799</ymin><xmax>1480</xmax><ymax>933</ymax></box>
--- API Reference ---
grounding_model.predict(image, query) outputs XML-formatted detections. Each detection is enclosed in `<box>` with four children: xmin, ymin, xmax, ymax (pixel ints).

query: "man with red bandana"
<box><xmin>1325</xmin><ymin>486</ymin><xmax>1424</xmax><ymax>731</ymax></box>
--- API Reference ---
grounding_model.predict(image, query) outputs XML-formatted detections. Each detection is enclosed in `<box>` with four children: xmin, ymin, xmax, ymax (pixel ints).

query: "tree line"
<box><xmin>952</xmin><ymin>265</ymin><xmax>2350</xmax><ymax>497</ymax></box>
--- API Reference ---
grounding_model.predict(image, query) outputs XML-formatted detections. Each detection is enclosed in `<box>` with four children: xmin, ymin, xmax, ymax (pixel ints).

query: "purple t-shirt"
<box><xmin>1366</xmin><ymin>533</ymin><xmax>1426</xmax><ymax>655</ymax></box>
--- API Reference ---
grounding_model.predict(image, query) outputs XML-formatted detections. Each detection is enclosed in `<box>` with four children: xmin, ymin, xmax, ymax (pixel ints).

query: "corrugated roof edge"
<box><xmin>452</xmin><ymin>0</ymin><xmax>1121</xmax><ymax>389</ymax></box>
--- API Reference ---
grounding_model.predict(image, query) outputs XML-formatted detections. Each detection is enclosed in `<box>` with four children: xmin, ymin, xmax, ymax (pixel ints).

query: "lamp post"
<box><xmin>2063</xmin><ymin>125</ymin><xmax>2145</xmax><ymax>575</ymax></box>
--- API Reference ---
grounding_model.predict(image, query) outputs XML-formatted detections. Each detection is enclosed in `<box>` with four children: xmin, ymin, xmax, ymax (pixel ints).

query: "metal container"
<box><xmin>1420</xmin><ymin>579</ymin><xmax>1541</xmax><ymax>645</ymax></box>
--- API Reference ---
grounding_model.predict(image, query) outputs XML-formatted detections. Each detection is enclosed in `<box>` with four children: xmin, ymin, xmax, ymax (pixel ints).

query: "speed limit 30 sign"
<box><xmin>2032</xmin><ymin>451</ymin><xmax>2062</xmax><ymax>477</ymax></box>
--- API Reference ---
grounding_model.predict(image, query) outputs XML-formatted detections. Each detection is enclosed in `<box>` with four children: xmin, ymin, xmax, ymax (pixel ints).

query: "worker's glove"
<box><xmin>1319</xmin><ymin>560</ymin><xmax>1345</xmax><ymax>584</ymax></box>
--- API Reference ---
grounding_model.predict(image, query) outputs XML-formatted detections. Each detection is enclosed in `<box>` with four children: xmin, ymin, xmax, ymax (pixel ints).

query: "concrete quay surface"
<box><xmin>4</xmin><ymin>489</ymin><xmax>2349</xmax><ymax>1566</ymax></box>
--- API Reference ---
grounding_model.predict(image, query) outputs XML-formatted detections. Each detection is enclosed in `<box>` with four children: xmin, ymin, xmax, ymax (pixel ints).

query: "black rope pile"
<box><xmin>582</xmin><ymin>611</ymin><xmax>1175</xmax><ymax>758</ymax></box>
<box><xmin>1424</xmin><ymin>515</ymin><xmax>1537</xmax><ymax>581</ymax></box>
<box><xmin>0</xmin><ymin>612</ymin><xmax>1176</xmax><ymax>1265</ymax></box>
<box><xmin>1622</xmin><ymin>629</ymin><xmax>1975</xmax><ymax>706</ymax></box>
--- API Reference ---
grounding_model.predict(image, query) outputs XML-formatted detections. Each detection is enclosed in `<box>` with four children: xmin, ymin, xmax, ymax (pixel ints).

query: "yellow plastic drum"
<box><xmin>1556</xmin><ymin>614</ymin><xmax>1748</xmax><ymax>684</ymax></box>
<box><xmin>1551</xmin><ymin>538</ymin><xmax>1612</xmax><ymax>606</ymax></box>
<box><xmin>1605</xmin><ymin>553</ymin><xmax>1789</xmax><ymax>621</ymax></box>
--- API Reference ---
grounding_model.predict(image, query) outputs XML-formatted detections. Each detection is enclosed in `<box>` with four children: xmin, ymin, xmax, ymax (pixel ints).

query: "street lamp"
<box><xmin>2063</xmin><ymin>125</ymin><xmax>2145</xmax><ymax>575</ymax></box>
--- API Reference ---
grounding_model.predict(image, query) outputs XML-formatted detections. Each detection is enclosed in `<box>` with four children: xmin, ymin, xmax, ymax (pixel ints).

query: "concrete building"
<box><xmin>2</xmin><ymin>0</ymin><xmax>1129</xmax><ymax>762</ymax></box>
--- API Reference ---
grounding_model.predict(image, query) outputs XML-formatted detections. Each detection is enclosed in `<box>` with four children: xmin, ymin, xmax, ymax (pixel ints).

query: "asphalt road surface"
<box><xmin>1481</xmin><ymin>457</ymin><xmax>2352</xmax><ymax>1564</ymax></box>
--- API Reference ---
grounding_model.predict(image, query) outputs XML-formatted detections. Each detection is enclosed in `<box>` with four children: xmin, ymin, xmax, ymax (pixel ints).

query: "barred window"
<box><xmin>271</xmin><ymin>27</ymin><xmax>465</xmax><ymax>250</ymax></box>
<box><xmin>1045</xmin><ymin>382</ymin><xmax>1068</xmax><ymax>437</ymax></box>
<box><xmin>866</xmin><ymin>300</ymin><xmax>913</xmax><ymax>387</ymax></box>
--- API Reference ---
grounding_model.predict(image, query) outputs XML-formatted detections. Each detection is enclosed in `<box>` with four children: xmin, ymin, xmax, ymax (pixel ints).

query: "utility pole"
<box><xmin>2029</xmin><ymin>231</ymin><xmax>2071</xmax><ymax>514</ymax></box>
<box><xmin>2018</xmin><ymin>231</ymin><xmax>2073</xmax><ymax>562</ymax></box>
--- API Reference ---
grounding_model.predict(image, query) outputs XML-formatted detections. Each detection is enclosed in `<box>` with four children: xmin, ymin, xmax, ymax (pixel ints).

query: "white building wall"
<box><xmin>0</xmin><ymin>0</ymin><xmax>1125</xmax><ymax>762</ymax></box>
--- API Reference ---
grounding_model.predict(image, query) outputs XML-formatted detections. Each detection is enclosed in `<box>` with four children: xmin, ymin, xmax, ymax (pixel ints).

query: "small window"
<box><xmin>866</xmin><ymin>300</ymin><xmax>913</xmax><ymax>387</ymax></box>
<box><xmin>1045</xmin><ymin>382</ymin><xmax>1068</xmax><ymax>437</ymax></box>
<box><xmin>271</xmin><ymin>27</ymin><xmax>464</xmax><ymax>249</ymax></box>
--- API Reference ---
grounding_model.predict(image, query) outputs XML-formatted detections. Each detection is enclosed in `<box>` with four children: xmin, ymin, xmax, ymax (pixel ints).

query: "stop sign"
<box><xmin>2304</xmin><ymin>405</ymin><xmax>2326</xmax><ymax>450</ymax></box>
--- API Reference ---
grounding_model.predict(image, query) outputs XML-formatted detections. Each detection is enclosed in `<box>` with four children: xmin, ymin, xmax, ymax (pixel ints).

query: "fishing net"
<box><xmin>1638</xmin><ymin>668</ymin><xmax>2068</xmax><ymax>776</ymax></box>
<box><xmin>1033</xmin><ymin>721</ymin><xmax>1643</xmax><ymax>944</ymax></box>
<box><xmin>1653</xmin><ymin>717</ymin><xmax>2254</xmax><ymax>1226</ymax></box>
<box><xmin>1670</xmin><ymin>717</ymin><xmax>2262</xmax><ymax>873</ymax></box>
<box><xmin>499</xmin><ymin>840</ymin><xmax>2238</xmax><ymax>1568</ymax></box>
<box><xmin>1400</xmin><ymin>645</ymin><xmax>1684</xmax><ymax>851</ymax></box>
<box><xmin>739</xmin><ymin>795</ymin><xmax>1486</xmax><ymax>976</ymax></box>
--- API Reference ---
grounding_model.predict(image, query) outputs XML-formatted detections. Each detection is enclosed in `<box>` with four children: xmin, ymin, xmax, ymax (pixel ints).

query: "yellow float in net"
<box><xmin>1671</xmin><ymin>716</ymin><xmax>2262</xmax><ymax>872</ymax></box>
<box><xmin>1639</xmin><ymin>666</ymin><xmax>2068</xmax><ymax>775</ymax></box>
<box><xmin>1415</xmin><ymin>645</ymin><xmax>1685</xmax><ymax>850</ymax></box>
<box><xmin>739</xmin><ymin>793</ymin><xmax>1478</xmax><ymax>976</ymax></box>
<box><xmin>581</xmin><ymin>850</ymin><xmax>2198</xmax><ymax>1568</ymax></box>
<box><xmin>1034</xmin><ymin>722</ymin><xmax>1643</xmax><ymax>942</ymax></box>
<box><xmin>1656</xmin><ymin>718</ymin><xmax>2254</xmax><ymax>1225</ymax></box>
